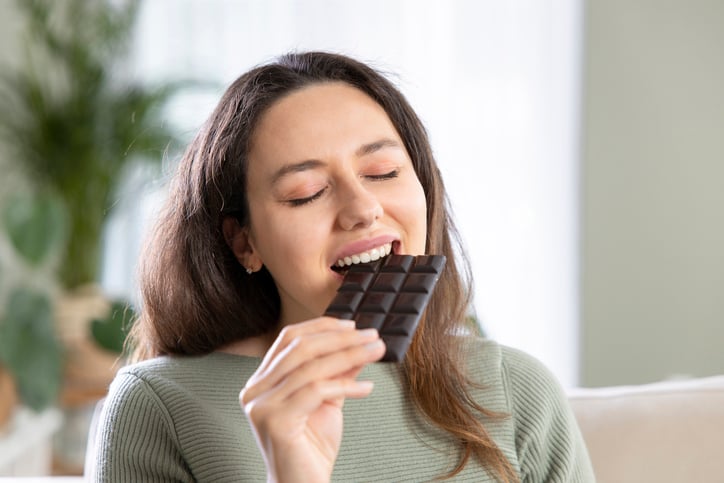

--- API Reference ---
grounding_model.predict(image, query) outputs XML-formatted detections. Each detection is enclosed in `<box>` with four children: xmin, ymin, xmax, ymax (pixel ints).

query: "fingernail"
<box><xmin>355</xmin><ymin>380</ymin><xmax>374</xmax><ymax>391</ymax></box>
<box><xmin>337</xmin><ymin>319</ymin><xmax>356</xmax><ymax>328</ymax></box>
<box><xmin>358</xmin><ymin>328</ymin><xmax>378</xmax><ymax>338</ymax></box>
<box><xmin>365</xmin><ymin>339</ymin><xmax>385</xmax><ymax>351</ymax></box>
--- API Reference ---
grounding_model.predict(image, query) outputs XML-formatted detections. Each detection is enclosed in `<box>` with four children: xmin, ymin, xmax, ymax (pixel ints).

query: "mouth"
<box><xmin>331</xmin><ymin>242</ymin><xmax>395</xmax><ymax>275</ymax></box>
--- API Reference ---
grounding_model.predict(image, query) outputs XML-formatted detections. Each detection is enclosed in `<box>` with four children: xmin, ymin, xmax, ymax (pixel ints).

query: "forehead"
<box><xmin>248</xmin><ymin>82</ymin><xmax>401</xmax><ymax>169</ymax></box>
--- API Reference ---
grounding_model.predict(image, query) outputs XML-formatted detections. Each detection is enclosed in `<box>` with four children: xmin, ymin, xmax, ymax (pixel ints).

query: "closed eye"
<box><xmin>287</xmin><ymin>186</ymin><xmax>328</xmax><ymax>207</ymax></box>
<box><xmin>365</xmin><ymin>169</ymin><xmax>399</xmax><ymax>181</ymax></box>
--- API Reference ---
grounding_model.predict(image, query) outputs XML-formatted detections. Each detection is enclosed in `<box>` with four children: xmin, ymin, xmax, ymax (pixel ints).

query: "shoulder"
<box><xmin>105</xmin><ymin>356</ymin><xmax>189</xmax><ymax>410</ymax></box>
<box><xmin>100</xmin><ymin>357</ymin><xmax>184</xmax><ymax>436</ymax></box>
<box><xmin>460</xmin><ymin>337</ymin><xmax>559</xmax><ymax>394</ymax></box>
<box><xmin>94</xmin><ymin>353</ymin><xmax>264</xmax><ymax>481</ymax></box>
<box><xmin>461</xmin><ymin>337</ymin><xmax>595</xmax><ymax>482</ymax></box>
<box><xmin>497</xmin><ymin>344</ymin><xmax>572</xmax><ymax>438</ymax></box>
<box><xmin>459</xmin><ymin>337</ymin><xmax>571</xmax><ymax>422</ymax></box>
<box><xmin>500</xmin><ymin>344</ymin><xmax>566</xmax><ymax>404</ymax></box>
<box><xmin>102</xmin><ymin>352</ymin><xmax>259</xmax><ymax>428</ymax></box>
<box><xmin>460</xmin><ymin>336</ymin><xmax>566</xmax><ymax>405</ymax></box>
<box><xmin>462</xmin><ymin>337</ymin><xmax>572</xmax><ymax>440</ymax></box>
<box><xmin>113</xmin><ymin>352</ymin><xmax>260</xmax><ymax>397</ymax></box>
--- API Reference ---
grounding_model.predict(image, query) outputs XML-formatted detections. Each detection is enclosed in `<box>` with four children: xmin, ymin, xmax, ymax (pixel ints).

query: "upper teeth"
<box><xmin>336</xmin><ymin>242</ymin><xmax>392</xmax><ymax>267</ymax></box>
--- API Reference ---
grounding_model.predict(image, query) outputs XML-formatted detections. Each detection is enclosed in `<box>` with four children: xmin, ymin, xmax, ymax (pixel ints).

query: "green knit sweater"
<box><xmin>90</xmin><ymin>338</ymin><xmax>594</xmax><ymax>482</ymax></box>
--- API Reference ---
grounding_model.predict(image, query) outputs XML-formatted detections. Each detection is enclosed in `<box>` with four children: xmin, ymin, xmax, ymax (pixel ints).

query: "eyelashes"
<box><xmin>288</xmin><ymin>186</ymin><xmax>328</xmax><ymax>206</ymax></box>
<box><xmin>365</xmin><ymin>169</ymin><xmax>399</xmax><ymax>181</ymax></box>
<box><xmin>286</xmin><ymin>169</ymin><xmax>400</xmax><ymax>207</ymax></box>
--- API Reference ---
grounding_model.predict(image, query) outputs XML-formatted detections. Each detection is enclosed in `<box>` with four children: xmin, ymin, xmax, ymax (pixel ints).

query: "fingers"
<box><xmin>256</xmin><ymin>317</ymin><xmax>355</xmax><ymax>374</ymax></box>
<box><xmin>243</xmin><ymin>375</ymin><xmax>375</xmax><ymax>436</ymax></box>
<box><xmin>238</xmin><ymin>317</ymin><xmax>385</xmax><ymax>479</ymax></box>
<box><xmin>242</xmin><ymin>322</ymin><xmax>385</xmax><ymax>405</ymax></box>
<box><xmin>241</xmin><ymin>375</ymin><xmax>375</xmax><ymax>464</ymax></box>
<box><xmin>261</xmin><ymin>335</ymin><xmax>384</xmax><ymax>403</ymax></box>
<box><xmin>285</xmin><ymin>378</ymin><xmax>375</xmax><ymax>415</ymax></box>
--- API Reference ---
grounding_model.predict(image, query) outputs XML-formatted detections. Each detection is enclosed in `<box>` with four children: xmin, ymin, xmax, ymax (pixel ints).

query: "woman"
<box><xmin>92</xmin><ymin>51</ymin><xmax>594</xmax><ymax>482</ymax></box>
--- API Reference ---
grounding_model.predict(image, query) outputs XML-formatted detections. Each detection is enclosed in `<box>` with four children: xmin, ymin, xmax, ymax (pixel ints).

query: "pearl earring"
<box><xmin>246</xmin><ymin>267</ymin><xmax>253</xmax><ymax>275</ymax></box>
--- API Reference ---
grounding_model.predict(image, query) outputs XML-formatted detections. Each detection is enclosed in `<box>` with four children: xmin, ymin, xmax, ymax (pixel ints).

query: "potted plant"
<box><xmin>0</xmin><ymin>191</ymin><xmax>66</xmax><ymax>422</ymax></box>
<box><xmin>0</xmin><ymin>0</ymin><xmax>184</xmax><ymax>423</ymax></box>
<box><xmin>0</xmin><ymin>1</ymin><xmax>190</xmax><ymax>470</ymax></box>
<box><xmin>0</xmin><ymin>0</ymin><xmax>182</xmax><ymax>291</ymax></box>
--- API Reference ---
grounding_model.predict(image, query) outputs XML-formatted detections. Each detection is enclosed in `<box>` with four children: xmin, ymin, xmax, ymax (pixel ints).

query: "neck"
<box><xmin>216</xmin><ymin>331</ymin><xmax>277</xmax><ymax>358</ymax></box>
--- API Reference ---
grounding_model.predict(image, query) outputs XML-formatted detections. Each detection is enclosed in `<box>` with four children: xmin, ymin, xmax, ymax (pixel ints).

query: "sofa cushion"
<box><xmin>568</xmin><ymin>375</ymin><xmax>724</xmax><ymax>483</ymax></box>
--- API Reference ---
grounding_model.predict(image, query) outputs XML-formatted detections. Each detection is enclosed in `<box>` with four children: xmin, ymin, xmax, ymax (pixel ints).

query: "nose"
<box><xmin>336</xmin><ymin>178</ymin><xmax>383</xmax><ymax>231</ymax></box>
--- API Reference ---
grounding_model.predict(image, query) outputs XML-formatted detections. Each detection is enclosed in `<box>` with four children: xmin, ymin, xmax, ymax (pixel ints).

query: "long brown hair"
<box><xmin>130</xmin><ymin>51</ymin><xmax>517</xmax><ymax>481</ymax></box>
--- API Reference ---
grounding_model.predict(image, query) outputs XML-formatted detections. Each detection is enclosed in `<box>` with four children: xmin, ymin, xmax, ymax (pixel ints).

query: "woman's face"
<box><xmin>242</xmin><ymin>82</ymin><xmax>427</xmax><ymax>325</ymax></box>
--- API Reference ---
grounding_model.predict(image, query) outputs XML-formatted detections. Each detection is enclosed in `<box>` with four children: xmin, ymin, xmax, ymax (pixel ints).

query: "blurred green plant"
<box><xmin>0</xmin><ymin>192</ymin><xmax>66</xmax><ymax>411</ymax></box>
<box><xmin>0</xmin><ymin>288</ymin><xmax>63</xmax><ymax>411</ymax></box>
<box><xmin>2</xmin><ymin>192</ymin><xmax>68</xmax><ymax>266</ymax></box>
<box><xmin>0</xmin><ymin>0</ymin><xmax>183</xmax><ymax>289</ymax></box>
<box><xmin>91</xmin><ymin>300</ymin><xmax>136</xmax><ymax>355</ymax></box>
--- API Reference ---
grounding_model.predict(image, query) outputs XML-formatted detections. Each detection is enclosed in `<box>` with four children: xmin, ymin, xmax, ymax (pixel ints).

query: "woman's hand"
<box><xmin>240</xmin><ymin>317</ymin><xmax>386</xmax><ymax>483</ymax></box>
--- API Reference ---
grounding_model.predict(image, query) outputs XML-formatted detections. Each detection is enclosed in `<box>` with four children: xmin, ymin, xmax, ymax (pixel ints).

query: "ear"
<box><xmin>222</xmin><ymin>217</ymin><xmax>262</xmax><ymax>271</ymax></box>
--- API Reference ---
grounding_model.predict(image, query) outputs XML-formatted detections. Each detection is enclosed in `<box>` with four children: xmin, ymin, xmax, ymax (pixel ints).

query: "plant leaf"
<box><xmin>90</xmin><ymin>300</ymin><xmax>135</xmax><ymax>354</ymax></box>
<box><xmin>2</xmin><ymin>192</ymin><xmax>68</xmax><ymax>266</ymax></box>
<box><xmin>0</xmin><ymin>287</ymin><xmax>63</xmax><ymax>410</ymax></box>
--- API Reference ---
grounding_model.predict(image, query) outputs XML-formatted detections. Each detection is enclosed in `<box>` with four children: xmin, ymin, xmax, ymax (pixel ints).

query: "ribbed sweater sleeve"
<box><xmin>92</xmin><ymin>371</ymin><xmax>194</xmax><ymax>483</ymax></box>
<box><xmin>502</xmin><ymin>346</ymin><xmax>595</xmax><ymax>482</ymax></box>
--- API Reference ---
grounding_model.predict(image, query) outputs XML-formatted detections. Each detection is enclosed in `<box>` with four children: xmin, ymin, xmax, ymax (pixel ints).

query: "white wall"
<box><xmin>112</xmin><ymin>0</ymin><xmax>583</xmax><ymax>387</ymax></box>
<box><xmin>581</xmin><ymin>0</ymin><xmax>724</xmax><ymax>386</ymax></box>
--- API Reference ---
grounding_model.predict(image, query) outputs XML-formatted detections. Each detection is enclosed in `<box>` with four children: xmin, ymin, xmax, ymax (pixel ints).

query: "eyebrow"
<box><xmin>355</xmin><ymin>138</ymin><xmax>402</xmax><ymax>157</ymax></box>
<box><xmin>270</xmin><ymin>159</ymin><xmax>325</xmax><ymax>185</ymax></box>
<box><xmin>270</xmin><ymin>138</ymin><xmax>402</xmax><ymax>185</ymax></box>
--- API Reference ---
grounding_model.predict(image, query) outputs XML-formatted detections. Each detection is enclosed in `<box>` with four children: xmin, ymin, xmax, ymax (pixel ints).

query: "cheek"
<box><xmin>248</xmin><ymin>205</ymin><xmax>326</xmax><ymax>268</ymax></box>
<box><xmin>410</xmin><ymin>190</ymin><xmax>428</xmax><ymax>252</ymax></box>
<box><xmin>390</xmin><ymin>180</ymin><xmax>428</xmax><ymax>253</ymax></box>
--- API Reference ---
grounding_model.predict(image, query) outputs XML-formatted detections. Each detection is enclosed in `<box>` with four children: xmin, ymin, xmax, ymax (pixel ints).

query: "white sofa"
<box><xmin>568</xmin><ymin>375</ymin><xmax>724</xmax><ymax>483</ymax></box>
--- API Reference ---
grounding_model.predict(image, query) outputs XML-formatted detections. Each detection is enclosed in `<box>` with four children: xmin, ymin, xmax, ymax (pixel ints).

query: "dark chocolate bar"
<box><xmin>325</xmin><ymin>254</ymin><xmax>446</xmax><ymax>362</ymax></box>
